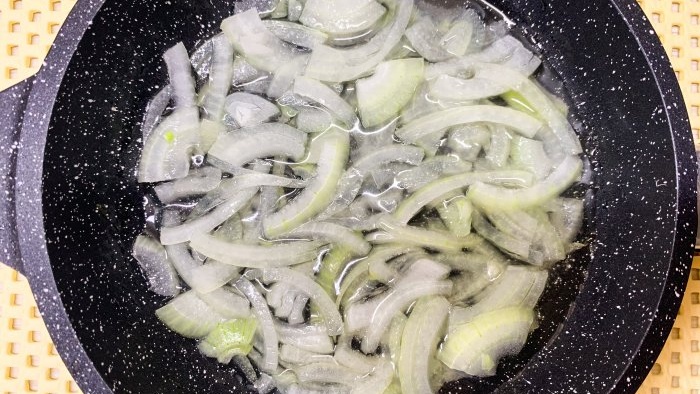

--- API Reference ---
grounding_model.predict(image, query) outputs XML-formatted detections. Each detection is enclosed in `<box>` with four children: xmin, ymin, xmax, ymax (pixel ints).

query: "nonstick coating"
<box><xmin>9</xmin><ymin>0</ymin><xmax>695</xmax><ymax>393</ymax></box>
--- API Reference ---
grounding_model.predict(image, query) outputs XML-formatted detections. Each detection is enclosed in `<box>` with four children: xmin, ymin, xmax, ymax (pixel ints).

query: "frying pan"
<box><xmin>0</xmin><ymin>0</ymin><xmax>696</xmax><ymax>392</ymax></box>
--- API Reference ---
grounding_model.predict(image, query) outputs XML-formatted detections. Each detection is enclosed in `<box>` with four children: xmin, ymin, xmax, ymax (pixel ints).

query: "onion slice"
<box><xmin>468</xmin><ymin>155</ymin><xmax>583</xmax><ymax>211</ymax></box>
<box><xmin>132</xmin><ymin>234</ymin><xmax>180</xmax><ymax>297</ymax></box>
<box><xmin>398</xmin><ymin>296</ymin><xmax>450</xmax><ymax>394</ymax></box>
<box><xmin>393</xmin><ymin>170</ymin><xmax>535</xmax><ymax>225</ymax></box>
<box><xmin>304</xmin><ymin>0</ymin><xmax>414</xmax><ymax>82</ymax></box>
<box><xmin>235</xmin><ymin>278</ymin><xmax>279</xmax><ymax>373</ymax></box>
<box><xmin>263</xmin><ymin>130</ymin><xmax>350</xmax><ymax>238</ymax></box>
<box><xmin>395</xmin><ymin>105</ymin><xmax>542</xmax><ymax>144</ymax></box>
<box><xmin>190</xmin><ymin>234</ymin><xmax>325</xmax><ymax>268</ymax></box>
<box><xmin>293</xmin><ymin>76</ymin><xmax>357</xmax><ymax>127</ymax></box>
<box><xmin>221</xmin><ymin>9</ymin><xmax>302</xmax><ymax>73</ymax></box>
<box><xmin>208</xmin><ymin>123</ymin><xmax>308</xmax><ymax>167</ymax></box>
<box><xmin>361</xmin><ymin>280</ymin><xmax>452</xmax><ymax>353</ymax></box>
<box><xmin>262</xmin><ymin>268</ymin><xmax>344</xmax><ymax>335</ymax></box>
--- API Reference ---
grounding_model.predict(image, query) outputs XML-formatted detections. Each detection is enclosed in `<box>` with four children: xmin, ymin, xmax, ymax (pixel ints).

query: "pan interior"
<box><xmin>40</xmin><ymin>0</ymin><xmax>684</xmax><ymax>393</ymax></box>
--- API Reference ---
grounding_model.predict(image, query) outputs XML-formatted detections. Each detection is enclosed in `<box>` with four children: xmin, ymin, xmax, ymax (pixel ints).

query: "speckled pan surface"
<box><xmin>1</xmin><ymin>0</ymin><xmax>696</xmax><ymax>393</ymax></box>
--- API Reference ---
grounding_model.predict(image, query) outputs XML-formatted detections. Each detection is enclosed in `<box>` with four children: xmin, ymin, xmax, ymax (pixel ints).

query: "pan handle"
<box><xmin>0</xmin><ymin>78</ymin><xmax>35</xmax><ymax>274</ymax></box>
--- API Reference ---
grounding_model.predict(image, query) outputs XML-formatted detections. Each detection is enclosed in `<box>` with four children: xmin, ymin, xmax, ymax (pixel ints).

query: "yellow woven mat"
<box><xmin>0</xmin><ymin>0</ymin><xmax>698</xmax><ymax>393</ymax></box>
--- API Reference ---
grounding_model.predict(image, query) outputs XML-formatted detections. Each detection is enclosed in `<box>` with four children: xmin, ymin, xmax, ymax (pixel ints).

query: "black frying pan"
<box><xmin>0</xmin><ymin>0</ymin><xmax>696</xmax><ymax>392</ymax></box>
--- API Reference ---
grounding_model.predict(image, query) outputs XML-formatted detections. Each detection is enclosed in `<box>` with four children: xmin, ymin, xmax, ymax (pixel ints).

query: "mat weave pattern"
<box><xmin>0</xmin><ymin>0</ymin><xmax>698</xmax><ymax>393</ymax></box>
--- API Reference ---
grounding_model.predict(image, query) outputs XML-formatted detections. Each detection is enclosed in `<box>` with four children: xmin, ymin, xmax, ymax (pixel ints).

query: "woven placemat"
<box><xmin>0</xmin><ymin>0</ymin><xmax>698</xmax><ymax>393</ymax></box>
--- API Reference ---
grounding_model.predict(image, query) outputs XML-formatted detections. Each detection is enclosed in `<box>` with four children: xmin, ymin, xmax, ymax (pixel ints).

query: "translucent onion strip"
<box><xmin>221</xmin><ymin>9</ymin><xmax>302</xmax><ymax>73</ymax></box>
<box><xmin>261</xmin><ymin>268</ymin><xmax>344</xmax><ymax>335</ymax></box>
<box><xmin>263</xmin><ymin>130</ymin><xmax>350</xmax><ymax>237</ymax></box>
<box><xmin>293</xmin><ymin>76</ymin><xmax>357</xmax><ymax>127</ymax></box>
<box><xmin>398</xmin><ymin>296</ymin><xmax>450</xmax><ymax>394</ymax></box>
<box><xmin>361</xmin><ymin>280</ymin><xmax>453</xmax><ymax>353</ymax></box>
<box><xmin>286</xmin><ymin>222</ymin><xmax>371</xmax><ymax>256</ymax></box>
<box><xmin>154</xmin><ymin>166</ymin><xmax>222</xmax><ymax>204</ymax></box>
<box><xmin>190</xmin><ymin>234</ymin><xmax>325</xmax><ymax>268</ymax></box>
<box><xmin>468</xmin><ymin>155</ymin><xmax>583</xmax><ymax>211</ymax></box>
<box><xmin>304</xmin><ymin>0</ymin><xmax>414</xmax><ymax>82</ymax></box>
<box><xmin>160</xmin><ymin>187</ymin><xmax>258</xmax><ymax>245</ymax></box>
<box><xmin>208</xmin><ymin>123</ymin><xmax>308</xmax><ymax>167</ymax></box>
<box><xmin>395</xmin><ymin>105</ymin><xmax>542</xmax><ymax>144</ymax></box>
<box><xmin>235</xmin><ymin>278</ymin><xmax>279</xmax><ymax>373</ymax></box>
<box><xmin>163</xmin><ymin>42</ymin><xmax>197</xmax><ymax>109</ymax></box>
<box><xmin>393</xmin><ymin>170</ymin><xmax>535</xmax><ymax>225</ymax></box>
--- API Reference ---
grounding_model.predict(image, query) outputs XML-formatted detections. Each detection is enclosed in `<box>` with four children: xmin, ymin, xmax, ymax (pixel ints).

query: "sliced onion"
<box><xmin>132</xmin><ymin>234</ymin><xmax>180</xmax><ymax>297</ymax></box>
<box><xmin>395</xmin><ymin>105</ymin><xmax>542</xmax><ymax>144</ymax></box>
<box><xmin>424</xmin><ymin>36</ymin><xmax>541</xmax><ymax>80</ymax></box>
<box><xmin>264</xmin><ymin>130</ymin><xmax>350</xmax><ymax>237</ymax></box>
<box><xmin>288</xmin><ymin>294</ymin><xmax>309</xmax><ymax>325</ymax></box>
<box><xmin>366</xmin><ymin>245</ymin><xmax>418</xmax><ymax>283</ymax></box>
<box><xmin>276</xmin><ymin>287</ymin><xmax>298</xmax><ymax>318</ymax></box>
<box><xmin>373</xmin><ymin>218</ymin><xmax>470</xmax><ymax>253</ymax></box>
<box><xmin>385</xmin><ymin>313</ymin><xmax>407</xmax><ymax>366</ymax></box>
<box><xmin>286</xmin><ymin>221</ymin><xmax>370</xmax><ymax>256</ymax></box>
<box><xmin>209</xmin><ymin>123</ymin><xmax>308</xmax><ymax>167</ymax></box>
<box><xmin>190</xmin><ymin>234</ymin><xmax>324</xmax><ymax>268</ymax></box>
<box><xmin>546</xmin><ymin>197</ymin><xmax>584</xmax><ymax>243</ymax></box>
<box><xmin>155</xmin><ymin>290</ymin><xmax>226</xmax><ymax>338</ymax></box>
<box><xmin>293</xmin><ymin>76</ymin><xmax>357</xmax><ymax>127</ymax></box>
<box><xmin>154</xmin><ymin>166</ymin><xmax>222</xmax><ymax>204</ymax></box>
<box><xmin>450</xmin><ymin>266</ymin><xmax>548</xmax><ymax>328</ymax></box>
<box><xmin>361</xmin><ymin>280</ymin><xmax>453</xmax><ymax>353</ymax></box>
<box><xmin>304</xmin><ymin>0</ymin><xmax>414</xmax><ymax>82</ymax></box>
<box><xmin>234</xmin><ymin>0</ymin><xmax>279</xmax><ymax>17</ymax></box>
<box><xmin>225</xmin><ymin>92</ymin><xmax>281</xmax><ymax>128</ymax></box>
<box><xmin>138</xmin><ymin>107</ymin><xmax>199</xmax><ymax>183</ymax></box>
<box><xmin>398</xmin><ymin>296</ymin><xmax>449</xmax><ymax>394</ymax></box>
<box><xmin>160</xmin><ymin>187</ymin><xmax>258</xmax><ymax>245</ymax></box>
<box><xmin>429</xmin><ymin>74</ymin><xmax>510</xmax><ymax>102</ymax></box>
<box><xmin>197</xmin><ymin>287</ymin><xmax>251</xmax><ymax>319</ymax></box>
<box><xmin>475</xmin><ymin>63</ymin><xmax>582</xmax><ymax>154</ymax></box>
<box><xmin>404</xmin><ymin>16</ymin><xmax>453</xmax><ymax>62</ymax></box>
<box><xmin>262</xmin><ymin>268</ymin><xmax>343</xmax><ymax>335</ymax></box>
<box><xmin>400</xmin><ymin>83</ymin><xmax>475</xmax><ymax>126</ymax></box>
<box><xmin>347</xmin><ymin>258</ymin><xmax>450</xmax><ymax>333</ymax></box>
<box><xmin>321</xmin><ymin>145</ymin><xmax>424</xmax><ymax>218</ymax></box>
<box><xmin>356</xmin><ymin>58</ymin><xmax>425</xmax><ymax>128</ymax></box>
<box><xmin>294</xmin><ymin>363</ymin><xmax>358</xmax><ymax>386</ymax></box>
<box><xmin>438</xmin><ymin>307</ymin><xmax>534</xmax><ymax>377</ymax></box>
<box><xmin>471</xmin><ymin>210</ymin><xmax>531</xmax><ymax>259</ymax></box>
<box><xmin>235</xmin><ymin>277</ymin><xmax>279</xmax><ymax>373</ymax></box>
<box><xmin>222</xmin><ymin>9</ymin><xmax>302</xmax><ymax>73</ymax></box>
<box><xmin>393</xmin><ymin>170</ymin><xmax>535</xmax><ymax>225</ymax></box>
<box><xmin>191</xmin><ymin>173</ymin><xmax>306</xmax><ymax>219</ymax></box>
<box><xmin>200</xmin><ymin>35</ymin><xmax>235</xmax><ymax>151</ymax></box>
<box><xmin>395</xmin><ymin>155</ymin><xmax>474</xmax><ymax>192</ymax></box>
<box><xmin>142</xmin><ymin>85</ymin><xmax>171</xmax><ymax>143</ymax></box>
<box><xmin>163</xmin><ymin>42</ymin><xmax>196</xmax><ymax>109</ymax></box>
<box><xmin>334</xmin><ymin>338</ymin><xmax>380</xmax><ymax>375</ymax></box>
<box><xmin>267</xmin><ymin>55</ymin><xmax>310</xmax><ymax>99</ymax></box>
<box><xmin>441</xmin><ymin>10</ymin><xmax>479</xmax><ymax>57</ymax></box>
<box><xmin>280</xmin><ymin>344</ymin><xmax>333</xmax><ymax>365</ymax></box>
<box><xmin>232</xmin><ymin>57</ymin><xmax>271</xmax><ymax>87</ymax></box>
<box><xmin>485</xmin><ymin>210</ymin><xmax>539</xmax><ymax>243</ymax></box>
<box><xmin>187</xmin><ymin>261</ymin><xmax>243</xmax><ymax>294</ymax></box>
<box><xmin>272</xmin><ymin>0</ymin><xmax>289</xmax><ymax>18</ymax></box>
<box><xmin>275</xmin><ymin>322</ymin><xmax>336</xmax><ymax>354</ymax></box>
<box><xmin>485</xmin><ymin>126</ymin><xmax>511</xmax><ymax>168</ymax></box>
<box><xmin>263</xmin><ymin>20</ymin><xmax>328</xmax><ymax>48</ymax></box>
<box><xmin>510</xmin><ymin>135</ymin><xmax>553</xmax><ymax>179</ymax></box>
<box><xmin>296</xmin><ymin>107</ymin><xmax>334</xmax><ymax>134</ymax></box>
<box><xmin>299</xmin><ymin>0</ymin><xmax>385</xmax><ymax>38</ymax></box>
<box><xmin>468</xmin><ymin>155</ymin><xmax>583</xmax><ymax>211</ymax></box>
